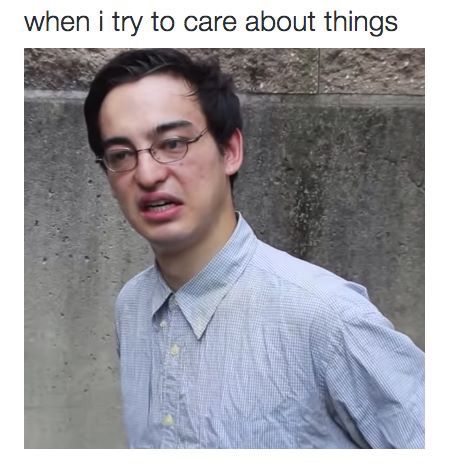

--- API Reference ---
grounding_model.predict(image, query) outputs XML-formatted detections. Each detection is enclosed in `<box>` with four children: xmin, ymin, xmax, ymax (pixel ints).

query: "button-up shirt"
<box><xmin>115</xmin><ymin>214</ymin><xmax>424</xmax><ymax>448</ymax></box>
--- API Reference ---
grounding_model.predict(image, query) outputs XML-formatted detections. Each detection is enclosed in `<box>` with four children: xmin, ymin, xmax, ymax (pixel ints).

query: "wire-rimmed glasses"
<box><xmin>97</xmin><ymin>128</ymin><xmax>208</xmax><ymax>173</ymax></box>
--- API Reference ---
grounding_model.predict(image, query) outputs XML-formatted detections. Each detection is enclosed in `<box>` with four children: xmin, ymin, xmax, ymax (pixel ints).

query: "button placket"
<box><xmin>160</xmin><ymin>296</ymin><xmax>184</xmax><ymax>447</ymax></box>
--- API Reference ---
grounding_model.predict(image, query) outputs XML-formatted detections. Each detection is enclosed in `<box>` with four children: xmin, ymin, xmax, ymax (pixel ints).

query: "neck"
<box><xmin>154</xmin><ymin>209</ymin><xmax>238</xmax><ymax>291</ymax></box>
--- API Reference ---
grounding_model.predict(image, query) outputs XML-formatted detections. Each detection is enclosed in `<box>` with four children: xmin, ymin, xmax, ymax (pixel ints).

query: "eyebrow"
<box><xmin>101</xmin><ymin>136</ymin><xmax>133</xmax><ymax>151</ymax></box>
<box><xmin>102</xmin><ymin>120</ymin><xmax>196</xmax><ymax>151</ymax></box>
<box><xmin>153</xmin><ymin>120</ymin><xmax>194</xmax><ymax>135</ymax></box>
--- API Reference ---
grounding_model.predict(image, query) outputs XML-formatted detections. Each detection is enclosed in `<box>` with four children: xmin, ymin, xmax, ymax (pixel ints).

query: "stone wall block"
<box><xmin>320</xmin><ymin>48</ymin><xmax>425</xmax><ymax>94</ymax></box>
<box><xmin>24</xmin><ymin>48</ymin><xmax>319</xmax><ymax>94</ymax></box>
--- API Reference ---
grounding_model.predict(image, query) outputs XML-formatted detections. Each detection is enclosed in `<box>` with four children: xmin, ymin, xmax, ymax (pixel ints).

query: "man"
<box><xmin>84</xmin><ymin>49</ymin><xmax>424</xmax><ymax>449</ymax></box>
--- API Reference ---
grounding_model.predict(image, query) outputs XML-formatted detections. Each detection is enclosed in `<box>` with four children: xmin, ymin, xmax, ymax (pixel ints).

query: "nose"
<box><xmin>133</xmin><ymin>149</ymin><xmax>170</xmax><ymax>190</ymax></box>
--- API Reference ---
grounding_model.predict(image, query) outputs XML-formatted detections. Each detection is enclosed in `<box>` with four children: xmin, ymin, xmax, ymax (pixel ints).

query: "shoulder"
<box><xmin>243</xmin><ymin>239</ymin><xmax>393</xmax><ymax>352</ymax></box>
<box><xmin>249</xmin><ymin>239</ymin><xmax>374</xmax><ymax>319</ymax></box>
<box><xmin>115</xmin><ymin>265</ymin><xmax>156</xmax><ymax>315</ymax></box>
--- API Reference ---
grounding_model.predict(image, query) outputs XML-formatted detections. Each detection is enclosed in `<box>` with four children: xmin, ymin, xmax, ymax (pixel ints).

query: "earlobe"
<box><xmin>223</xmin><ymin>129</ymin><xmax>244</xmax><ymax>176</ymax></box>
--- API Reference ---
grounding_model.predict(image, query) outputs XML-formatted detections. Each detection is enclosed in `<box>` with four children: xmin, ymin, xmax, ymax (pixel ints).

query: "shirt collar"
<box><xmin>151</xmin><ymin>213</ymin><xmax>258</xmax><ymax>339</ymax></box>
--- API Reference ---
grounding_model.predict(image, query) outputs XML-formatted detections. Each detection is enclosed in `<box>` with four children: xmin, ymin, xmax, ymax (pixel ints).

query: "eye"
<box><xmin>106</xmin><ymin>149</ymin><xmax>134</xmax><ymax>162</ymax></box>
<box><xmin>159</xmin><ymin>138</ymin><xmax>188</xmax><ymax>152</ymax></box>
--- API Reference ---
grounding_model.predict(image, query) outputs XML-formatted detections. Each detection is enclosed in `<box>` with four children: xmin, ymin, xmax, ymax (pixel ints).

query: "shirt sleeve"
<box><xmin>324</xmin><ymin>308</ymin><xmax>425</xmax><ymax>448</ymax></box>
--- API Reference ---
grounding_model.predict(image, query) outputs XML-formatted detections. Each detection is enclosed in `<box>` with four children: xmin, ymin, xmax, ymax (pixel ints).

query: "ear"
<box><xmin>223</xmin><ymin>128</ymin><xmax>244</xmax><ymax>177</ymax></box>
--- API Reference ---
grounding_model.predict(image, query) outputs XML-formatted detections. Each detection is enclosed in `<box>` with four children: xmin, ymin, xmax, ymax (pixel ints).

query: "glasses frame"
<box><xmin>96</xmin><ymin>128</ymin><xmax>208</xmax><ymax>173</ymax></box>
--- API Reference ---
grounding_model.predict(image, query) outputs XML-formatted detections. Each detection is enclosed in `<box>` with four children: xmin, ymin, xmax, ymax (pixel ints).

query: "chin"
<box><xmin>142</xmin><ymin>224</ymin><xmax>195</xmax><ymax>254</ymax></box>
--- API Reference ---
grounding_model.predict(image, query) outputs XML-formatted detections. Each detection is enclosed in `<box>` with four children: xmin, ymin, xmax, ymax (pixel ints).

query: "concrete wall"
<box><xmin>24</xmin><ymin>49</ymin><xmax>425</xmax><ymax>448</ymax></box>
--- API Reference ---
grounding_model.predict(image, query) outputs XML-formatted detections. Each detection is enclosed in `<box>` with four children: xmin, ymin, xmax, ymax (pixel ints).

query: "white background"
<box><xmin>5</xmin><ymin>0</ymin><xmax>470</xmax><ymax>460</ymax></box>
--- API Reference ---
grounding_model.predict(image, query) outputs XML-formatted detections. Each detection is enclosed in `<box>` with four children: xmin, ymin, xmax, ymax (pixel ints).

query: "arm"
<box><xmin>324</xmin><ymin>309</ymin><xmax>424</xmax><ymax>448</ymax></box>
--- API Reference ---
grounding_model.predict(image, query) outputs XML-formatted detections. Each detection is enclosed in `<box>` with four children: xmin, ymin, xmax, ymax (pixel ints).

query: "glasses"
<box><xmin>97</xmin><ymin>128</ymin><xmax>208</xmax><ymax>173</ymax></box>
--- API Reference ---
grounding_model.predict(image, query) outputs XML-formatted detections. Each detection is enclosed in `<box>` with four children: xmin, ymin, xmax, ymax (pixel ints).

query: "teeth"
<box><xmin>148</xmin><ymin>203</ymin><xmax>174</xmax><ymax>212</ymax></box>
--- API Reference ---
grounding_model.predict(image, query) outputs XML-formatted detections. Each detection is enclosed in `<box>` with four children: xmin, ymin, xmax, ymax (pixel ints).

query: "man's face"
<box><xmin>98</xmin><ymin>73</ymin><xmax>241</xmax><ymax>255</ymax></box>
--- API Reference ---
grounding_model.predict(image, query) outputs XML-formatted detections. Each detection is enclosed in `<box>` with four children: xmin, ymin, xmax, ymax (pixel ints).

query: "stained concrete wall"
<box><xmin>24</xmin><ymin>49</ymin><xmax>424</xmax><ymax>448</ymax></box>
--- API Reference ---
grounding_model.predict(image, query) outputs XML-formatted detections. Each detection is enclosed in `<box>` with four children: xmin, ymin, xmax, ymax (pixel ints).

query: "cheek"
<box><xmin>178</xmin><ymin>158</ymin><xmax>213</xmax><ymax>186</ymax></box>
<box><xmin>108</xmin><ymin>177</ymin><xmax>131</xmax><ymax>205</ymax></box>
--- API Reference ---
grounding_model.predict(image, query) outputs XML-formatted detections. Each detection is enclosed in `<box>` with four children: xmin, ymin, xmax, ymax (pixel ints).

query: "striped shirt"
<box><xmin>115</xmin><ymin>214</ymin><xmax>424</xmax><ymax>448</ymax></box>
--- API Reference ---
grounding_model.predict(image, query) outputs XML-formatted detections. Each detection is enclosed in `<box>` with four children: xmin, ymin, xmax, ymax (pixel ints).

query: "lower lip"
<box><xmin>140</xmin><ymin>204</ymin><xmax>183</xmax><ymax>222</ymax></box>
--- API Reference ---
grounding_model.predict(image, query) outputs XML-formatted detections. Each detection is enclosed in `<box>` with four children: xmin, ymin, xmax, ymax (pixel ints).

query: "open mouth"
<box><xmin>146</xmin><ymin>200</ymin><xmax>178</xmax><ymax>212</ymax></box>
<box><xmin>139</xmin><ymin>195</ymin><xmax>183</xmax><ymax>221</ymax></box>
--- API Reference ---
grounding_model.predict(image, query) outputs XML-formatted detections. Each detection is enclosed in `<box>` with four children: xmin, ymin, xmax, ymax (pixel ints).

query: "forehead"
<box><xmin>98</xmin><ymin>73</ymin><xmax>205</xmax><ymax>139</ymax></box>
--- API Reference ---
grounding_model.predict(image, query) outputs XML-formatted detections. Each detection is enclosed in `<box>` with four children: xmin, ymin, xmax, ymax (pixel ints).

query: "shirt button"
<box><xmin>162</xmin><ymin>414</ymin><xmax>174</xmax><ymax>427</ymax></box>
<box><xmin>159</xmin><ymin>320</ymin><xmax>167</xmax><ymax>328</ymax></box>
<box><xmin>170</xmin><ymin>343</ymin><xmax>180</xmax><ymax>356</ymax></box>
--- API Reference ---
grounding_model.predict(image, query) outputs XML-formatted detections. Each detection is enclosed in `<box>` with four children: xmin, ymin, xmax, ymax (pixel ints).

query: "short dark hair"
<box><xmin>84</xmin><ymin>48</ymin><xmax>242</xmax><ymax>188</ymax></box>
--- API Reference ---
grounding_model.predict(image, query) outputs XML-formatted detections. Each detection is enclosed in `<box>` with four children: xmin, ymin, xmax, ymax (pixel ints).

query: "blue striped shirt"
<box><xmin>115</xmin><ymin>214</ymin><xmax>424</xmax><ymax>448</ymax></box>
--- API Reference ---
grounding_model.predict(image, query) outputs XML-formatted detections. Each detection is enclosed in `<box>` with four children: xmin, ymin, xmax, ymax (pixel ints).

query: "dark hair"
<box><xmin>84</xmin><ymin>48</ymin><xmax>242</xmax><ymax>188</ymax></box>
